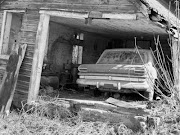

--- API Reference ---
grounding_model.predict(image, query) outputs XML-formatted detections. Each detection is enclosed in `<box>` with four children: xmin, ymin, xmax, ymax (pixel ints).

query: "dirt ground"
<box><xmin>40</xmin><ymin>84</ymin><xmax>146</xmax><ymax>102</ymax></box>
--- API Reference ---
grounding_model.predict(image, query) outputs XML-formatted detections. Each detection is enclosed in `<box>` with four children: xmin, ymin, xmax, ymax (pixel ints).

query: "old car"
<box><xmin>76</xmin><ymin>48</ymin><xmax>157</xmax><ymax>101</ymax></box>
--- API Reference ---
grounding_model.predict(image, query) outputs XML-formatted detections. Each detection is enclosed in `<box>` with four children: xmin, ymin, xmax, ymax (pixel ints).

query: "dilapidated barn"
<box><xmin>0</xmin><ymin>0</ymin><xmax>179</xmax><ymax>109</ymax></box>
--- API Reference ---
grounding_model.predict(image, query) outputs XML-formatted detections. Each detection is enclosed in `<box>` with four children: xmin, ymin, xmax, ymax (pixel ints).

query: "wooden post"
<box><xmin>28</xmin><ymin>13</ymin><xmax>50</xmax><ymax>104</ymax></box>
<box><xmin>0</xmin><ymin>11</ymin><xmax>7</xmax><ymax>55</ymax></box>
<box><xmin>0</xmin><ymin>12</ymin><xmax>12</xmax><ymax>55</ymax></box>
<box><xmin>172</xmin><ymin>37</ymin><xmax>180</xmax><ymax>98</ymax></box>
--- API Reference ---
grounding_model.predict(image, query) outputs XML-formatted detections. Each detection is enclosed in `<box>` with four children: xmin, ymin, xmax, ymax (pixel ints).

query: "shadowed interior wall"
<box><xmin>48</xmin><ymin>22</ymin><xmax>74</xmax><ymax>73</ymax></box>
<box><xmin>82</xmin><ymin>33</ymin><xmax>110</xmax><ymax>64</ymax></box>
<box><xmin>48</xmin><ymin>22</ymin><xmax>111</xmax><ymax>72</ymax></box>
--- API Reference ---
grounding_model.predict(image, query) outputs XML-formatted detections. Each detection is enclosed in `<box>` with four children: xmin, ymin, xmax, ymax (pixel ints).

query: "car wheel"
<box><xmin>144</xmin><ymin>90</ymin><xmax>154</xmax><ymax>101</ymax></box>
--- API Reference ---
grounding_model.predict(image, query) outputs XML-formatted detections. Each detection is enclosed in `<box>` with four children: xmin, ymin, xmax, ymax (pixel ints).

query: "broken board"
<box><xmin>105</xmin><ymin>97</ymin><xmax>147</xmax><ymax>109</ymax></box>
<box><xmin>37</xmin><ymin>97</ymin><xmax>151</xmax><ymax>132</ymax></box>
<box><xmin>0</xmin><ymin>44</ymin><xmax>27</xmax><ymax>114</ymax></box>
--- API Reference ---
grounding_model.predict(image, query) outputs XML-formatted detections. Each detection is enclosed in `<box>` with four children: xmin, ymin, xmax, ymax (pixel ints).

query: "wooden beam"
<box><xmin>127</xmin><ymin>0</ymin><xmax>148</xmax><ymax>18</ymax></box>
<box><xmin>39</xmin><ymin>10</ymin><xmax>88</xmax><ymax>19</ymax></box>
<box><xmin>0</xmin><ymin>12</ymin><xmax>12</xmax><ymax>55</ymax></box>
<box><xmin>2</xmin><ymin>12</ymin><xmax>12</xmax><ymax>55</ymax></box>
<box><xmin>3</xmin><ymin>10</ymin><xmax>25</xmax><ymax>13</ymax></box>
<box><xmin>141</xmin><ymin>0</ymin><xmax>178</xmax><ymax>27</ymax></box>
<box><xmin>102</xmin><ymin>13</ymin><xmax>137</xmax><ymax>19</ymax></box>
<box><xmin>43</xmin><ymin>25</ymin><xmax>49</xmax><ymax>62</ymax></box>
<box><xmin>0</xmin><ymin>55</ymin><xmax>9</xmax><ymax>60</ymax></box>
<box><xmin>0</xmin><ymin>11</ymin><xmax>7</xmax><ymax>55</ymax></box>
<box><xmin>40</xmin><ymin>10</ymin><xmax>138</xmax><ymax>20</ymax></box>
<box><xmin>28</xmin><ymin>13</ymin><xmax>50</xmax><ymax>104</ymax></box>
<box><xmin>1</xmin><ymin>1</ymin><xmax>137</xmax><ymax>13</ymax></box>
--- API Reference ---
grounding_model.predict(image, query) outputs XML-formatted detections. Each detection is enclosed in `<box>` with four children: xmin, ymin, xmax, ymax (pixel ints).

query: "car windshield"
<box><xmin>97</xmin><ymin>50</ymin><xmax>146</xmax><ymax>64</ymax></box>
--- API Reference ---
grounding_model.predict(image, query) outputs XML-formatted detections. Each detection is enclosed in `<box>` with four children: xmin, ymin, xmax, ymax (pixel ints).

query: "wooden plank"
<box><xmin>4</xmin><ymin>0</ymin><xmax>131</xmax><ymax>5</ymax></box>
<box><xmin>15</xmin><ymin>89</ymin><xmax>29</xmax><ymax>94</ymax></box>
<box><xmin>22</xmin><ymin>57</ymin><xmax>33</xmax><ymax>63</ymax></box>
<box><xmin>14</xmin><ymin>0</ymin><xmax>130</xmax><ymax>5</ymax></box>
<box><xmin>40</xmin><ymin>10</ymin><xmax>88</xmax><ymax>19</ymax></box>
<box><xmin>127</xmin><ymin>0</ymin><xmax>148</xmax><ymax>17</ymax></box>
<box><xmin>105</xmin><ymin>97</ymin><xmax>147</xmax><ymax>109</ymax></box>
<box><xmin>2</xmin><ymin>2</ymin><xmax>137</xmax><ymax>13</ymax></box>
<box><xmin>21</xmin><ymin>31</ymin><xmax>37</xmax><ymax>38</ymax></box>
<box><xmin>20</xmin><ymin>63</ymin><xmax>33</xmax><ymax>70</ymax></box>
<box><xmin>18</xmin><ymin>74</ymin><xmax>30</xmax><ymax>82</ymax></box>
<box><xmin>0</xmin><ymin>11</ymin><xmax>6</xmax><ymax>55</ymax></box>
<box><xmin>40</xmin><ymin>10</ymin><xmax>138</xmax><ymax>20</ymax></box>
<box><xmin>3</xmin><ymin>10</ymin><xmax>25</xmax><ymax>13</ymax></box>
<box><xmin>24</xmin><ymin>51</ymin><xmax>34</xmax><ymax>57</ymax></box>
<box><xmin>20</xmin><ymin>37</ymin><xmax>36</xmax><ymax>43</ymax></box>
<box><xmin>37</xmin><ymin>98</ymin><xmax>150</xmax><ymax>132</ymax></box>
<box><xmin>58</xmin><ymin>98</ymin><xmax>148</xmax><ymax>115</ymax></box>
<box><xmin>28</xmin><ymin>13</ymin><xmax>50</xmax><ymax>104</ymax></box>
<box><xmin>21</xmin><ymin>24</ymin><xmax>38</xmax><ymax>31</ymax></box>
<box><xmin>19</xmin><ymin>69</ymin><xmax>32</xmax><ymax>76</ymax></box>
<box><xmin>0</xmin><ymin>44</ymin><xmax>27</xmax><ymax>114</ymax></box>
<box><xmin>0</xmin><ymin>55</ymin><xmax>9</xmax><ymax>60</ymax></box>
<box><xmin>102</xmin><ymin>13</ymin><xmax>137</xmax><ymax>19</ymax></box>
<box><xmin>80</xmin><ymin>108</ymin><xmax>144</xmax><ymax>132</ymax></box>
<box><xmin>172</xmin><ymin>37</ymin><xmax>180</xmax><ymax>99</ymax></box>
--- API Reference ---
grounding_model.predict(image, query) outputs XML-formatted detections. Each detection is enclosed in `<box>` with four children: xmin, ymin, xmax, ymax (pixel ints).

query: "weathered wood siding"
<box><xmin>1</xmin><ymin>0</ymin><xmax>140</xmax><ymax>13</ymax></box>
<box><xmin>13</xmin><ymin>11</ymin><xmax>39</xmax><ymax>106</ymax></box>
<box><xmin>0</xmin><ymin>11</ymin><xmax>3</xmax><ymax>37</ymax></box>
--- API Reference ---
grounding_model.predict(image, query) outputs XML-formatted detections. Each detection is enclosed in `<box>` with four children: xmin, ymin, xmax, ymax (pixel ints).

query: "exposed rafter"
<box><xmin>140</xmin><ymin>0</ymin><xmax>179</xmax><ymax>38</ymax></box>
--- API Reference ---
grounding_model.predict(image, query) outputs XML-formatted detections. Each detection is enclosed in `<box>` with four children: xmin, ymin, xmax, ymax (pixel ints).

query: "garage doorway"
<box><xmin>28</xmin><ymin>10</ymin><xmax>170</xmax><ymax>103</ymax></box>
<box><xmin>0</xmin><ymin>11</ymin><xmax>24</xmax><ymax>55</ymax></box>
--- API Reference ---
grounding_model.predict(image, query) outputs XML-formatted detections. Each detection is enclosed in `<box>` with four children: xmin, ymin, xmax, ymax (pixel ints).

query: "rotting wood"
<box><xmin>40</xmin><ymin>10</ymin><xmax>138</xmax><ymax>20</ymax></box>
<box><xmin>172</xmin><ymin>37</ymin><xmax>180</xmax><ymax>99</ymax></box>
<box><xmin>64</xmin><ymin>98</ymin><xmax>149</xmax><ymax>116</ymax></box>
<box><xmin>36</xmin><ymin>97</ymin><xmax>150</xmax><ymax>132</ymax></box>
<box><xmin>79</xmin><ymin>107</ymin><xmax>144</xmax><ymax>132</ymax></box>
<box><xmin>0</xmin><ymin>55</ymin><xmax>9</xmax><ymax>60</ymax></box>
<box><xmin>127</xmin><ymin>0</ymin><xmax>148</xmax><ymax>17</ymax></box>
<box><xmin>0</xmin><ymin>11</ymin><xmax>6</xmax><ymax>54</ymax></box>
<box><xmin>12</xmin><ymin>11</ymin><xmax>40</xmax><ymax>108</ymax></box>
<box><xmin>0</xmin><ymin>44</ymin><xmax>27</xmax><ymax>114</ymax></box>
<box><xmin>3</xmin><ymin>0</ymin><xmax>130</xmax><ymax>5</ymax></box>
<box><xmin>105</xmin><ymin>97</ymin><xmax>147</xmax><ymax>109</ymax></box>
<box><xmin>28</xmin><ymin>13</ymin><xmax>50</xmax><ymax>104</ymax></box>
<box><xmin>1</xmin><ymin>1</ymin><xmax>138</xmax><ymax>13</ymax></box>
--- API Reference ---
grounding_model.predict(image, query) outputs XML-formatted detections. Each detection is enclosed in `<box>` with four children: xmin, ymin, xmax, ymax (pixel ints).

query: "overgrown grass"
<box><xmin>0</xmin><ymin>97</ymin><xmax>135</xmax><ymax>135</ymax></box>
<box><xmin>0</xmin><ymin>96</ymin><xmax>180</xmax><ymax>135</ymax></box>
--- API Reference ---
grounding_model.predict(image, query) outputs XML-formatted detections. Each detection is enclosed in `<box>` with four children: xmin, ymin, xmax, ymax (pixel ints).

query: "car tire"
<box><xmin>144</xmin><ymin>90</ymin><xmax>154</xmax><ymax>101</ymax></box>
